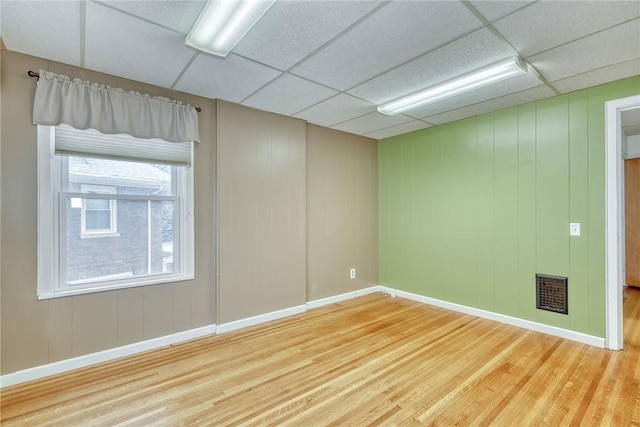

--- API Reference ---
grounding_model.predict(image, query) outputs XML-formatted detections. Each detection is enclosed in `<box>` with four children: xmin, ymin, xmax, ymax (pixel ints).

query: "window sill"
<box><xmin>80</xmin><ymin>231</ymin><xmax>120</xmax><ymax>239</ymax></box>
<box><xmin>37</xmin><ymin>273</ymin><xmax>195</xmax><ymax>300</ymax></box>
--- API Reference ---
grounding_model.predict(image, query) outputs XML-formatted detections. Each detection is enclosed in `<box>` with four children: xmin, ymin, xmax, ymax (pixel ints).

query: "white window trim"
<box><xmin>37</xmin><ymin>125</ymin><xmax>195</xmax><ymax>300</ymax></box>
<box><xmin>79</xmin><ymin>184</ymin><xmax>119</xmax><ymax>237</ymax></box>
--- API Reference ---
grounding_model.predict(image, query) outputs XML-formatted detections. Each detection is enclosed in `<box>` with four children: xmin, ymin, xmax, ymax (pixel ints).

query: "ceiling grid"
<box><xmin>1</xmin><ymin>0</ymin><xmax>638</xmax><ymax>138</ymax></box>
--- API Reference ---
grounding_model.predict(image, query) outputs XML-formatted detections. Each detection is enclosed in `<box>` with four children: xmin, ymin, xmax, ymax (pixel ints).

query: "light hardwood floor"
<box><xmin>2</xmin><ymin>289</ymin><xmax>640</xmax><ymax>426</ymax></box>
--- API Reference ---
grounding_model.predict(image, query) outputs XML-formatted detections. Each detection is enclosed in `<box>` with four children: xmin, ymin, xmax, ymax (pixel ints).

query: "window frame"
<box><xmin>37</xmin><ymin>126</ymin><xmax>195</xmax><ymax>300</ymax></box>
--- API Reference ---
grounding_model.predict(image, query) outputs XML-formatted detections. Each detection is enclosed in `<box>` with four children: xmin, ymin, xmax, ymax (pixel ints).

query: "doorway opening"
<box><xmin>605</xmin><ymin>95</ymin><xmax>640</xmax><ymax>350</ymax></box>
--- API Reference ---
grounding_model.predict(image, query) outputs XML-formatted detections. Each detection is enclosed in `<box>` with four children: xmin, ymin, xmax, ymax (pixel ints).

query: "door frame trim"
<box><xmin>605</xmin><ymin>94</ymin><xmax>640</xmax><ymax>350</ymax></box>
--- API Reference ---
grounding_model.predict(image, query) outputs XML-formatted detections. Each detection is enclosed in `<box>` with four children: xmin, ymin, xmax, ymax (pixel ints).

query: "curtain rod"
<box><xmin>27</xmin><ymin>71</ymin><xmax>202</xmax><ymax>112</ymax></box>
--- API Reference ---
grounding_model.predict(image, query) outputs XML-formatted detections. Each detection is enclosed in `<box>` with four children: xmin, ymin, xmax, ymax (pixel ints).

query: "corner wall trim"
<box><xmin>0</xmin><ymin>324</ymin><xmax>217</xmax><ymax>388</ymax></box>
<box><xmin>381</xmin><ymin>286</ymin><xmax>606</xmax><ymax>348</ymax></box>
<box><xmin>216</xmin><ymin>305</ymin><xmax>307</xmax><ymax>334</ymax></box>
<box><xmin>306</xmin><ymin>286</ymin><xmax>382</xmax><ymax>309</ymax></box>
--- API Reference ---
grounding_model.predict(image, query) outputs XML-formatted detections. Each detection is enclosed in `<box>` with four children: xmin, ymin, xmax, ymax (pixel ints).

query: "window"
<box><xmin>38</xmin><ymin>125</ymin><xmax>194</xmax><ymax>299</ymax></box>
<box><xmin>79</xmin><ymin>184</ymin><xmax>118</xmax><ymax>236</ymax></box>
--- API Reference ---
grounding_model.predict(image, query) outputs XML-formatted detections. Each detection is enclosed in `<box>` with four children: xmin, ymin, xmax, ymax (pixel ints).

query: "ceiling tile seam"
<box><xmin>361</xmin><ymin>118</ymin><xmax>430</xmax><ymax>137</ymax></box>
<box><xmin>527</xmin><ymin>16</ymin><xmax>640</xmax><ymax>59</ymax></box>
<box><xmin>327</xmin><ymin>110</ymin><xmax>389</xmax><ymax>130</ymax></box>
<box><xmin>89</xmin><ymin>0</ymin><xmax>191</xmax><ymax>37</ymax></box>
<box><xmin>282</xmin><ymin>1</ymin><xmax>390</xmax><ymax>73</ymax></box>
<box><xmin>461</xmin><ymin>1</ymin><xmax>520</xmax><ymax>58</ymax></box>
<box><xmin>525</xmin><ymin>60</ymin><xmax>560</xmax><ymax>96</ymax></box>
<box><xmin>80</xmin><ymin>0</ymin><xmax>86</xmax><ymax>68</ymax></box>
<box><xmin>289</xmin><ymin>90</ymin><xmax>377</xmax><ymax>124</ymax></box>
<box><xmin>169</xmin><ymin>51</ymin><xmax>201</xmax><ymax>90</ymax></box>
<box><xmin>419</xmin><ymin>84</ymin><xmax>551</xmax><ymax>122</ymax></box>
<box><xmin>463</xmin><ymin>0</ymin><xmax>538</xmax><ymax>26</ymax></box>
<box><xmin>339</xmin><ymin>24</ymin><xmax>487</xmax><ymax>97</ymax></box>
<box><xmin>461</xmin><ymin>1</ymin><xmax>560</xmax><ymax>96</ymax></box>
<box><xmin>352</xmin><ymin>114</ymin><xmax>421</xmax><ymax>135</ymax></box>
<box><xmin>549</xmin><ymin>57</ymin><xmax>640</xmax><ymax>91</ymax></box>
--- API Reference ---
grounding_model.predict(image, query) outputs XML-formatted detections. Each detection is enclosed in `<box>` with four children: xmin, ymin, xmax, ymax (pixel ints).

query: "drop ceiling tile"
<box><xmin>365</xmin><ymin>120</ymin><xmax>433</xmax><ymax>140</ymax></box>
<box><xmin>494</xmin><ymin>1</ymin><xmax>640</xmax><ymax>56</ymax></box>
<box><xmin>529</xmin><ymin>19</ymin><xmax>640</xmax><ymax>83</ymax></box>
<box><xmin>552</xmin><ymin>59</ymin><xmax>640</xmax><ymax>94</ymax></box>
<box><xmin>0</xmin><ymin>0</ymin><xmax>81</xmax><ymax>66</ymax></box>
<box><xmin>174</xmin><ymin>53</ymin><xmax>281</xmax><ymax>103</ymax></box>
<box><xmin>406</xmin><ymin>72</ymin><xmax>542</xmax><ymax>119</ymax></box>
<box><xmin>348</xmin><ymin>28</ymin><xmax>515</xmax><ymax>105</ymax></box>
<box><xmin>622</xmin><ymin>109</ymin><xmax>640</xmax><ymax>131</ymax></box>
<box><xmin>331</xmin><ymin>112</ymin><xmax>413</xmax><ymax>136</ymax></box>
<box><xmin>293</xmin><ymin>94</ymin><xmax>375</xmax><ymax>128</ymax></box>
<box><xmin>469</xmin><ymin>1</ymin><xmax>535</xmax><ymax>22</ymax></box>
<box><xmin>85</xmin><ymin>2</ymin><xmax>195</xmax><ymax>87</ymax></box>
<box><xmin>95</xmin><ymin>0</ymin><xmax>205</xmax><ymax>35</ymax></box>
<box><xmin>234</xmin><ymin>0</ymin><xmax>381</xmax><ymax>71</ymax></box>
<box><xmin>424</xmin><ymin>85</ymin><xmax>555</xmax><ymax>125</ymax></box>
<box><xmin>242</xmin><ymin>74</ymin><xmax>337</xmax><ymax>117</ymax></box>
<box><xmin>291</xmin><ymin>1</ymin><xmax>482</xmax><ymax>91</ymax></box>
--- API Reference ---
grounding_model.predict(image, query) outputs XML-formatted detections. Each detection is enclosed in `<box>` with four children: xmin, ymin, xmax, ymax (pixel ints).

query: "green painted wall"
<box><xmin>379</xmin><ymin>76</ymin><xmax>640</xmax><ymax>338</ymax></box>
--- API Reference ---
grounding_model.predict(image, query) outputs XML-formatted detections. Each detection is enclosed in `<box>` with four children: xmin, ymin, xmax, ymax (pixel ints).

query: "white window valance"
<box><xmin>32</xmin><ymin>70</ymin><xmax>200</xmax><ymax>143</ymax></box>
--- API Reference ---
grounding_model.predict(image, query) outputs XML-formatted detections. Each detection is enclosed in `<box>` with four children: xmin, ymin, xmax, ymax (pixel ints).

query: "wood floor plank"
<box><xmin>2</xmin><ymin>289</ymin><xmax>640</xmax><ymax>426</ymax></box>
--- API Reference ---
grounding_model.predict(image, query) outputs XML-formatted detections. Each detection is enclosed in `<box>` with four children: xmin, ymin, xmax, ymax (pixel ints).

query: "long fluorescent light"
<box><xmin>186</xmin><ymin>0</ymin><xmax>275</xmax><ymax>57</ymax></box>
<box><xmin>378</xmin><ymin>57</ymin><xmax>529</xmax><ymax>116</ymax></box>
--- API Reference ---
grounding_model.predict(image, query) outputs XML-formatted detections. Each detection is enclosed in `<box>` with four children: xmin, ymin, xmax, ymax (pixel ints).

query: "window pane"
<box><xmin>86</xmin><ymin>198</ymin><xmax>110</xmax><ymax>210</ymax></box>
<box><xmin>86</xmin><ymin>210</ymin><xmax>111</xmax><ymax>230</ymax></box>
<box><xmin>65</xmin><ymin>199</ymin><xmax>175</xmax><ymax>284</ymax></box>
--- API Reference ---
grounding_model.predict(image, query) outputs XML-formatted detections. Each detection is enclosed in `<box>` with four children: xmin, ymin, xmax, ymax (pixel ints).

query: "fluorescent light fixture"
<box><xmin>378</xmin><ymin>57</ymin><xmax>529</xmax><ymax>116</ymax></box>
<box><xmin>186</xmin><ymin>0</ymin><xmax>275</xmax><ymax>57</ymax></box>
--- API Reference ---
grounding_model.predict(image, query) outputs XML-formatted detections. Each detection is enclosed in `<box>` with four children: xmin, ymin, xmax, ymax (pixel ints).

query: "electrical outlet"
<box><xmin>570</xmin><ymin>223</ymin><xmax>581</xmax><ymax>236</ymax></box>
<box><xmin>350</xmin><ymin>268</ymin><xmax>356</xmax><ymax>279</ymax></box>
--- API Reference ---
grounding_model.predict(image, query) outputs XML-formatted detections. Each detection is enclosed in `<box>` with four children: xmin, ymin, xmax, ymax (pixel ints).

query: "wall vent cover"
<box><xmin>536</xmin><ymin>274</ymin><xmax>568</xmax><ymax>314</ymax></box>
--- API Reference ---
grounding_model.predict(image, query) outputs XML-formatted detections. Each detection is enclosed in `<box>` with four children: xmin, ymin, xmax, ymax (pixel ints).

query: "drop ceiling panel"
<box><xmin>294</xmin><ymin>94</ymin><xmax>375</xmax><ymax>127</ymax></box>
<box><xmin>494</xmin><ymin>1</ymin><xmax>640</xmax><ymax>56</ymax></box>
<box><xmin>424</xmin><ymin>85</ymin><xmax>555</xmax><ymax>125</ymax></box>
<box><xmin>174</xmin><ymin>53</ymin><xmax>281</xmax><ymax>103</ymax></box>
<box><xmin>96</xmin><ymin>0</ymin><xmax>205</xmax><ymax>35</ymax></box>
<box><xmin>348</xmin><ymin>28</ymin><xmax>514</xmax><ymax>105</ymax></box>
<box><xmin>234</xmin><ymin>0</ymin><xmax>381</xmax><ymax>71</ymax></box>
<box><xmin>331</xmin><ymin>112</ymin><xmax>413</xmax><ymax>136</ymax></box>
<box><xmin>529</xmin><ymin>19</ymin><xmax>640</xmax><ymax>83</ymax></box>
<box><xmin>406</xmin><ymin>72</ymin><xmax>542</xmax><ymax>119</ymax></box>
<box><xmin>468</xmin><ymin>1</ymin><xmax>534</xmax><ymax>23</ymax></box>
<box><xmin>0</xmin><ymin>0</ymin><xmax>81</xmax><ymax>66</ymax></box>
<box><xmin>85</xmin><ymin>2</ymin><xmax>195</xmax><ymax>88</ymax></box>
<box><xmin>365</xmin><ymin>120</ymin><xmax>433</xmax><ymax>140</ymax></box>
<box><xmin>552</xmin><ymin>58</ymin><xmax>640</xmax><ymax>95</ymax></box>
<box><xmin>622</xmin><ymin>108</ymin><xmax>640</xmax><ymax>137</ymax></box>
<box><xmin>242</xmin><ymin>74</ymin><xmax>337</xmax><ymax>116</ymax></box>
<box><xmin>291</xmin><ymin>1</ymin><xmax>482</xmax><ymax>91</ymax></box>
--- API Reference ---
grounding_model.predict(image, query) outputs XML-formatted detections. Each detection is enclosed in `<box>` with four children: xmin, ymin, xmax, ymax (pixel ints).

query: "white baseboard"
<box><xmin>216</xmin><ymin>305</ymin><xmax>307</xmax><ymax>334</ymax></box>
<box><xmin>306</xmin><ymin>286</ymin><xmax>382</xmax><ymax>309</ymax></box>
<box><xmin>381</xmin><ymin>286</ymin><xmax>605</xmax><ymax>348</ymax></box>
<box><xmin>0</xmin><ymin>324</ymin><xmax>217</xmax><ymax>388</ymax></box>
<box><xmin>1</xmin><ymin>284</ymin><xmax>606</xmax><ymax>388</ymax></box>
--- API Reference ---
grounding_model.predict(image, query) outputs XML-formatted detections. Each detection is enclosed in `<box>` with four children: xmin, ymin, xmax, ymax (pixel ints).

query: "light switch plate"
<box><xmin>570</xmin><ymin>223</ymin><xmax>581</xmax><ymax>236</ymax></box>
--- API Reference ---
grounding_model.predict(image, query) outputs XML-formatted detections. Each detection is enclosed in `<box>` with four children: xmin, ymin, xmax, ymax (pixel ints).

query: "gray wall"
<box><xmin>217</xmin><ymin>101</ymin><xmax>307</xmax><ymax>323</ymax></box>
<box><xmin>0</xmin><ymin>50</ymin><xmax>217</xmax><ymax>374</ymax></box>
<box><xmin>306</xmin><ymin>125</ymin><xmax>378</xmax><ymax>301</ymax></box>
<box><xmin>0</xmin><ymin>49</ymin><xmax>379</xmax><ymax>375</ymax></box>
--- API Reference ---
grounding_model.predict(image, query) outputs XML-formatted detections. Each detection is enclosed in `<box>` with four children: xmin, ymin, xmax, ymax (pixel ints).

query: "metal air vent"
<box><xmin>536</xmin><ymin>274</ymin><xmax>568</xmax><ymax>314</ymax></box>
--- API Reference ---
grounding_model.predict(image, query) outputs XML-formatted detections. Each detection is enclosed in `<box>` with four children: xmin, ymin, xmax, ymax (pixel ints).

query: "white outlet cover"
<box><xmin>570</xmin><ymin>223</ymin><xmax>581</xmax><ymax>236</ymax></box>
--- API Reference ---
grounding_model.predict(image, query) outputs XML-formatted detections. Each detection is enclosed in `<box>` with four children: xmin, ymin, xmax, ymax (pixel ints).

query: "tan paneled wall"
<box><xmin>306</xmin><ymin>125</ymin><xmax>378</xmax><ymax>300</ymax></box>
<box><xmin>0</xmin><ymin>50</ymin><xmax>379</xmax><ymax>375</ymax></box>
<box><xmin>216</xmin><ymin>101</ymin><xmax>307</xmax><ymax>323</ymax></box>
<box><xmin>0</xmin><ymin>51</ymin><xmax>217</xmax><ymax>374</ymax></box>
